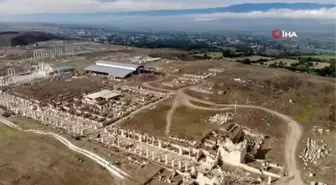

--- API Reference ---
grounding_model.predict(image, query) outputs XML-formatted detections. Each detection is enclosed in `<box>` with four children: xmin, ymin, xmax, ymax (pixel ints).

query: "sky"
<box><xmin>0</xmin><ymin>0</ymin><xmax>335</xmax><ymax>33</ymax></box>
<box><xmin>0</xmin><ymin>0</ymin><xmax>335</xmax><ymax>14</ymax></box>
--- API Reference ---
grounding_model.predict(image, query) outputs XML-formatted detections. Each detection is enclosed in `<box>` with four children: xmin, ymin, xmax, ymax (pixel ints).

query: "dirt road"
<box><xmin>142</xmin><ymin>80</ymin><xmax>304</xmax><ymax>185</ymax></box>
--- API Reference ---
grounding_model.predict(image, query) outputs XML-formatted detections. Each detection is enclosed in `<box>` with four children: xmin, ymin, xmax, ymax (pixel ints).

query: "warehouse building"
<box><xmin>85</xmin><ymin>60</ymin><xmax>144</xmax><ymax>79</ymax></box>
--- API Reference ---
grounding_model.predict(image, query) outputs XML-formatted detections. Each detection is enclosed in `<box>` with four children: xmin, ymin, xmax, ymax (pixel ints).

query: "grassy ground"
<box><xmin>9</xmin><ymin>116</ymin><xmax>43</xmax><ymax>130</ymax></box>
<box><xmin>121</xmin><ymin>99</ymin><xmax>223</xmax><ymax>141</ymax></box>
<box><xmin>170</xmin><ymin>106</ymin><xmax>222</xmax><ymax>140</ymax></box>
<box><xmin>0</xmin><ymin>124</ymin><xmax>118</xmax><ymax>185</ymax></box>
<box><xmin>6</xmin><ymin>116</ymin><xmax>155</xmax><ymax>185</ymax></box>
<box><xmin>121</xmin><ymin>100</ymin><xmax>171</xmax><ymax>137</ymax></box>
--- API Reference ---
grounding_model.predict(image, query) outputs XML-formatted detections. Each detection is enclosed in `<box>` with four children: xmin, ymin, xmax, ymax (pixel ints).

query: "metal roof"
<box><xmin>95</xmin><ymin>60</ymin><xmax>141</xmax><ymax>71</ymax></box>
<box><xmin>85</xmin><ymin>65</ymin><xmax>134</xmax><ymax>78</ymax></box>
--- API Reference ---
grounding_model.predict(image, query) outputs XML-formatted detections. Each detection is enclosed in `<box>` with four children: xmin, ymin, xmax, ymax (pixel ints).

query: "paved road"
<box><xmin>142</xmin><ymin>79</ymin><xmax>304</xmax><ymax>185</ymax></box>
<box><xmin>0</xmin><ymin>116</ymin><xmax>129</xmax><ymax>179</ymax></box>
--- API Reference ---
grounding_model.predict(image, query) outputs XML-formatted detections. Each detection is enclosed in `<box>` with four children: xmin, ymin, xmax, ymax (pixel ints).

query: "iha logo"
<box><xmin>272</xmin><ymin>29</ymin><xmax>298</xmax><ymax>39</ymax></box>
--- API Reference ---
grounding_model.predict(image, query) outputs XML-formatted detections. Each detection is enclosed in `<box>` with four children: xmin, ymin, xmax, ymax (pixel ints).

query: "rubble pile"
<box><xmin>299</xmin><ymin>138</ymin><xmax>332</xmax><ymax>165</ymax></box>
<box><xmin>127</xmin><ymin>156</ymin><xmax>148</xmax><ymax>167</ymax></box>
<box><xmin>169</xmin><ymin>135</ymin><xmax>197</xmax><ymax>146</ymax></box>
<box><xmin>208</xmin><ymin>113</ymin><xmax>234</xmax><ymax>125</ymax></box>
<box><xmin>245</xmin><ymin>135</ymin><xmax>264</xmax><ymax>156</ymax></box>
<box><xmin>190</xmin><ymin>86</ymin><xmax>213</xmax><ymax>94</ymax></box>
<box><xmin>312</xmin><ymin>126</ymin><xmax>330</xmax><ymax>135</ymax></box>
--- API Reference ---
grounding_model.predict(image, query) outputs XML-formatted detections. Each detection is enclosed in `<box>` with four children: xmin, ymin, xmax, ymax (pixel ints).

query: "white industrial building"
<box><xmin>85</xmin><ymin>60</ymin><xmax>144</xmax><ymax>79</ymax></box>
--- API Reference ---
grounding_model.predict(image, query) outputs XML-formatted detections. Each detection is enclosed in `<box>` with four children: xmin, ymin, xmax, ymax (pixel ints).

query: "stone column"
<box><xmin>152</xmin><ymin>151</ymin><xmax>155</xmax><ymax>160</ymax></box>
<box><xmin>268</xmin><ymin>176</ymin><xmax>272</xmax><ymax>184</ymax></box>
<box><xmin>171</xmin><ymin>160</ymin><xmax>175</xmax><ymax>168</ymax></box>
<box><xmin>158</xmin><ymin>140</ymin><xmax>162</xmax><ymax>148</ymax></box>
<box><xmin>165</xmin><ymin>154</ymin><xmax>168</xmax><ymax>165</ymax></box>
<box><xmin>152</xmin><ymin>137</ymin><xmax>155</xmax><ymax>145</ymax></box>
<box><xmin>138</xmin><ymin>135</ymin><xmax>142</xmax><ymax>142</ymax></box>
<box><xmin>178</xmin><ymin>161</ymin><xmax>182</xmax><ymax>170</ymax></box>
<box><xmin>116</xmin><ymin>139</ymin><xmax>120</xmax><ymax>147</ymax></box>
<box><xmin>179</xmin><ymin>147</ymin><xmax>183</xmax><ymax>155</ymax></box>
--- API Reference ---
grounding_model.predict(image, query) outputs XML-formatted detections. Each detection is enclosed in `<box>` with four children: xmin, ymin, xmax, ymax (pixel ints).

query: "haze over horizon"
<box><xmin>0</xmin><ymin>1</ymin><xmax>335</xmax><ymax>33</ymax></box>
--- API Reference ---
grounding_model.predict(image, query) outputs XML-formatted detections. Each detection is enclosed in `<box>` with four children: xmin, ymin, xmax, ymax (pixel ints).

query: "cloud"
<box><xmin>194</xmin><ymin>8</ymin><xmax>336</xmax><ymax>21</ymax></box>
<box><xmin>1</xmin><ymin>0</ymin><xmax>336</xmax><ymax>15</ymax></box>
<box><xmin>0</xmin><ymin>0</ymin><xmax>186</xmax><ymax>14</ymax></box>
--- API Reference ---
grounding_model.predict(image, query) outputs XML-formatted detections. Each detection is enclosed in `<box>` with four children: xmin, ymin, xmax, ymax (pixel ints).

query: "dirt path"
<box><xmin>0</xmin><ymin>116</ymin><xmax>129</xmax><ymax>180</ymax></box>
<box><xmin>165</xmin><ymin>95</ymin><xmax>179</xmax><ymax>136</ymax></box>
<box><xmin>142</xmin><ymin>79</ymin><xmax>304</xmax><ymax>185</ymax></box>
<box><xmin>142</xmin><ymin>75</ymin><xmax>175</xmax><ymax>94</ymax></box>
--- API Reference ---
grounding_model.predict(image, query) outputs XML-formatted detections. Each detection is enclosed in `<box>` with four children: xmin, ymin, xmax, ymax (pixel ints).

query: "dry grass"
<box><xmin>170</xmin><ymin>106</ymin><xmax>222</xmax><ymax>140</ymax></box>
<box><xmin>121</xmin><ymin>100</ymin><xmax>171</xmax><ymax>137</ymax></box>
<box><xmin>121</xmin><ymin>99</ymin><xmax>221</xmax><ymax>141</ymax></box>
<box><xmin>312</xmin><ymin>62</ymin><xmax>331</xmax><ymax>69</ymax></box>
<box><xmin>6</xmin><ymin>116</ymin><xmax>155</xmax><ymax>185</ymax></box>
<box><xmin>0</xmin><ymin>125</ymin><xmax>117</xmax><ymax>185</ymax></box>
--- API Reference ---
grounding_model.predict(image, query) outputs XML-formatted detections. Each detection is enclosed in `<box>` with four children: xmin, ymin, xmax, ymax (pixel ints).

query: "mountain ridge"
<box><xmin>112</xmin><ymin>2</ymin><xmax>336</xmax><ymax>16</ymax></box>
<box><xmin>7</xmin><ymin>2</ymin><xmax>336</xmax><ymax>17</ymax></box>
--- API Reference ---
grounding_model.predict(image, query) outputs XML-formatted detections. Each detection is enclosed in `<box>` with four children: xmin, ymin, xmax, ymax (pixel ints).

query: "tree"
<box><xmin>204</xmin><ymin>52</ymin><xmax>208</xmax><ymax>57</ymax></box>
<box><xmin>222</xmin><ymin>49</ymin><xmax>232</xmax><ymax>57</ymax></box>
<box><xmin>307</xmin><ymin>62</ymin><xmax>313</xmax><ymax>67</ymax></box>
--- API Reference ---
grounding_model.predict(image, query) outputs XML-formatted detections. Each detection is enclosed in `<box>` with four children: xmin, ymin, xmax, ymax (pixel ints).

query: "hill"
<box><xmin>0</xmin><ymin>31</ymin><xmax>67</xmax><ymax>46</ymax></box>
<box><xmin>111</xmin><ymin>3</ymin><xmax>336</xmax><ymax>16</ymax></box>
